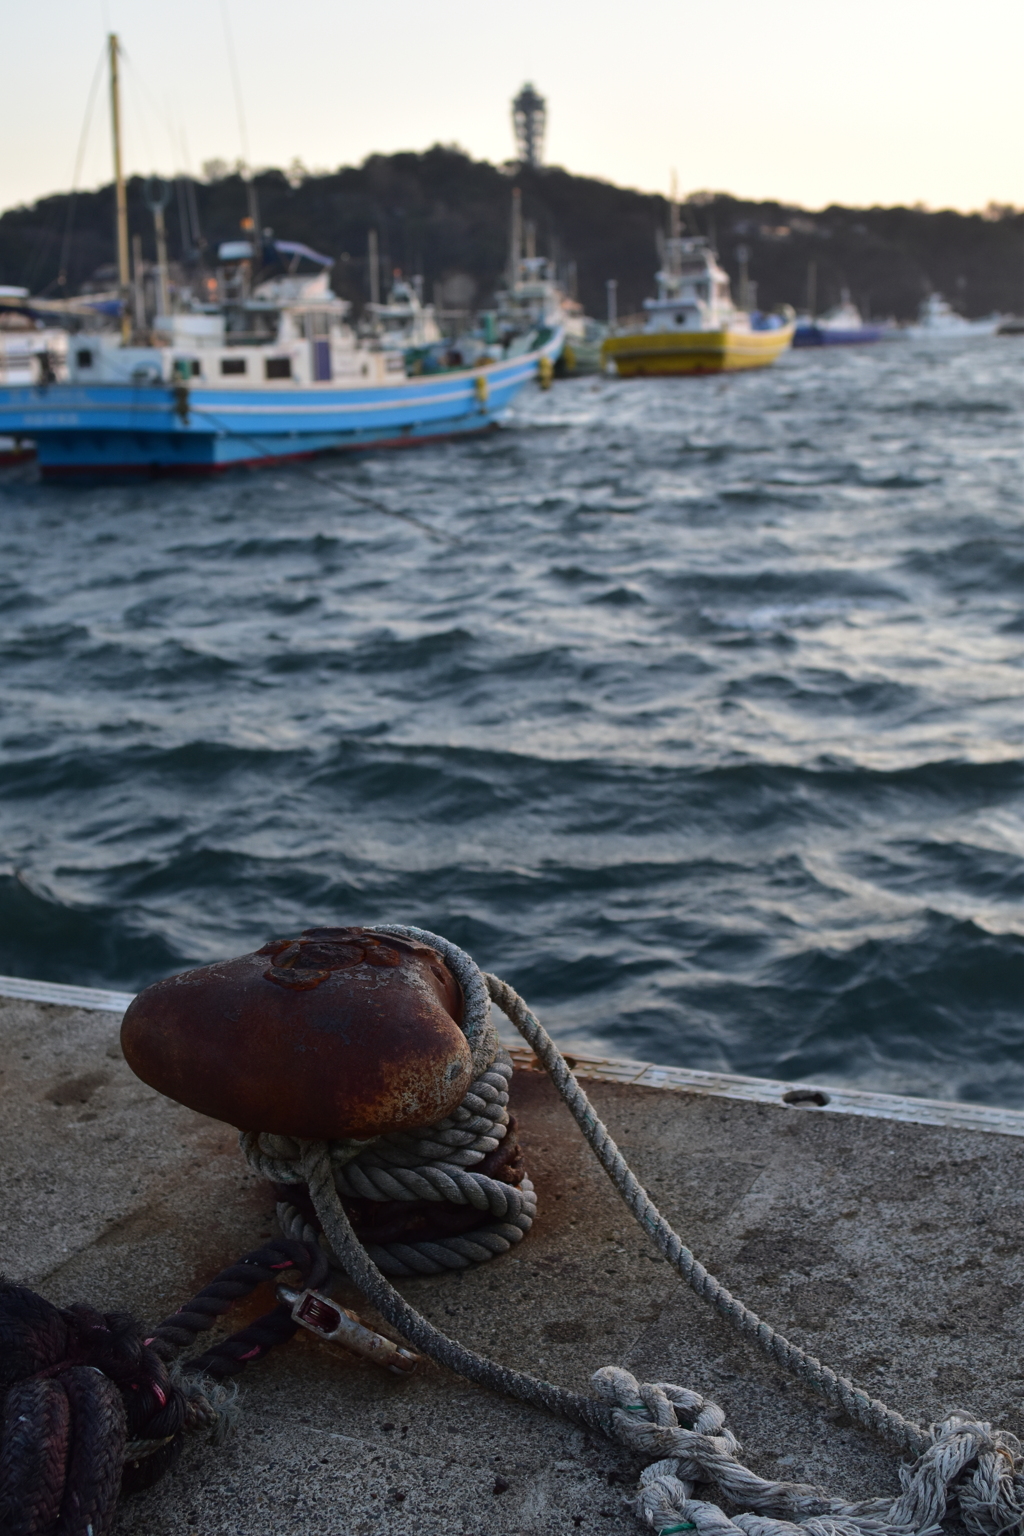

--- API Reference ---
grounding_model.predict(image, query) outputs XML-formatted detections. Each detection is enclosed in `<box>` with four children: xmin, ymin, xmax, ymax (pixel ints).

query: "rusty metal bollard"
<box><xmin>120</xmin><ymin>926</ymin><xmax>472</xmax><ymax>1140</ymax></box>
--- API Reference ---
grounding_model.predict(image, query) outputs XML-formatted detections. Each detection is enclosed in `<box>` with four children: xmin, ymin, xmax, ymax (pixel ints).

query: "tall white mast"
<box><xmin>108</xmin><ymin>34</ymin><xmax>131</xmax><ymax>344</ymax></box>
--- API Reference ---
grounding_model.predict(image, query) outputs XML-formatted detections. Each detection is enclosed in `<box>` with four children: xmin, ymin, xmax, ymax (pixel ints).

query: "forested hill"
<box><xmin>1</xmin><ymin>146</ymin><xmax>1020</xmax><ymax>321</ymax></box>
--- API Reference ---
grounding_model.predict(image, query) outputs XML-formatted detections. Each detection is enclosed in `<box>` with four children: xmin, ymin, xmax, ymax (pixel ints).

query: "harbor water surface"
<box><xmin>0</xmin><ymin>339</ymin><xmax>1021</xmax><ymax>1105</ymax></box>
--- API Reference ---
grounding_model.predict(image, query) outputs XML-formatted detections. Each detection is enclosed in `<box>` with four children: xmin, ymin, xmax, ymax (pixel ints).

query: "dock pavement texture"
<box><xmin>2</xmin><ymin>992</ymin><xmax>1022</xmax><ymax>1536</ymax></box>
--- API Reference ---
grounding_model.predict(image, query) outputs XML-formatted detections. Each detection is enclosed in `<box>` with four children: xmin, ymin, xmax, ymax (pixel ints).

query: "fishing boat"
<box><xmin>489</xmin><ymin>190</ymin><xmax>606</xmax><ymax>375</ymax></box>
<box><xmin>499</xmin><ymin>260</ymin><xmax>605</xmax><ymax>375</ymax></box>
<box><xmin>602</xmin><ymin>209</ymin><xmax>793</xmax><ymax>376</ymax></box>
<box><xmin>0</xmin><ymin>254</ymin><xmax>561</xmax><ymax>477</ymax></box>
<box><xmin>906</xmin><ymin>291</ymin><xmax>1003</xmax><ymax>338</ymax></box>
<box><xmin>0</xmin><ymin>291</ymin><xmax>69</xmax><ymax>385</ymax></box>
<box><xmin>558</xmin><ymin>304</ymin><xmax>607</xmax><ymax>376</ymax></box>
<box><xmin>0</xmin><ymin>43</ymin><xmax>560</xmax><ymax>479</ymax></box>
<box><xmin>364</xmin><ymin>273</ymin><xmax>443</xmax><ymax>353</ymax></box>
<box><xmin>0</xmin><ymin>287</ymin><xmax>72</xmax><ymax>465</ymax></box>
<box><xmin>793</xmin><ymin>291</ymin><xmax>885</xmax><ymax>347</ymax></box>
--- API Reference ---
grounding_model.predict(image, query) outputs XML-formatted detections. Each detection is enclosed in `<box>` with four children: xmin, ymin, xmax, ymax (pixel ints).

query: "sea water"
<box><xmin>0</xmin><ymin>338</ymin><xmax>1021</xmax><ymax>1105</ymax></box>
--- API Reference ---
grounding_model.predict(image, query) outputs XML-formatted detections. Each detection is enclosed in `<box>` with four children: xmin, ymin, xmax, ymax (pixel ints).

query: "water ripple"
<box><xmin>0</xmin><ymin>339</ymin><xmax>1021</xmax><ymax>1104</ymax></box>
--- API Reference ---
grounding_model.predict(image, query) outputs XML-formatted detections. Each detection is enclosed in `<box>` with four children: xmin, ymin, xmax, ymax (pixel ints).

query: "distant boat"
<box><xmin>906</xmin><ymin>292</ymin><xmax>1003</xmax><ymax>338</ymax></box>
<box><xmin>603</xmin><ymin>231</ymin><xmax>794</xmax><ymax>377</ymax></box>
<box><xmin>492</xmin><ymin>256</ymin><xmax>605</xmax><ymax>375</ymax></box>
<box><xmin>488</xmin><ymin>190</ymin><xmax>607</xmax><ymax>376</ymax></box>
<box><xmin>793</xmin><ymin>291</ymin><xmax>885</xmax><ymax>347</ymax></box>
<box><xmin>364</xmin><ymin>273</ymin><xmax>443</xmax><ymax>353</ymax></box>
<box><xmin>0</xmin><ymin>289</ymin><xmax>69</xmax><ymax>384</ymax></box>
<box><xmin>0</xmin><ymin>285</ymin><xmax>71</xmax><ymax>466</ymax></box>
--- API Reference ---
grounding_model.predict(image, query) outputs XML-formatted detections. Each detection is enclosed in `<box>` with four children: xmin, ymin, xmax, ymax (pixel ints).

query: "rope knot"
<box><xmin>889</xmin><ymin>1416</ymin><xmax>1024</xmax><ymax>1536</ymax></box>
<box><xmin>592</xmin><ymin>1369</ymin><xmax>1024</xmax><ymax>1536</ymax></box>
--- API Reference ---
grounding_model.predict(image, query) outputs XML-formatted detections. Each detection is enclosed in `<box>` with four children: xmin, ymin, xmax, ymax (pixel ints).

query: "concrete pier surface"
<box><xmin>3</xmin><ymin>986</ymin><xmax>1023</xmax><ymax>1536</ymax></box>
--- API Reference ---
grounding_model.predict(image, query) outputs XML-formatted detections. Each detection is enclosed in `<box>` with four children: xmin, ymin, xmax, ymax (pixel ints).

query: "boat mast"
<box><xmin>145</xmin><ymin>177</ymin><xmax>172</xmax><ymax>320</ymax></box>
<box><xmin>368</xmin><ymin>228</ymin><xmax>380</xmax><ymax>309</ymax></box>
<box><xmin>108</xmin><ymin>33</ymin><xmax>131</xmax><ymax>344</ymax></box>
<box><xmin>668</xmin><ymin>172</ymin><xmax>682</xmax><ymax>281</ymax></box>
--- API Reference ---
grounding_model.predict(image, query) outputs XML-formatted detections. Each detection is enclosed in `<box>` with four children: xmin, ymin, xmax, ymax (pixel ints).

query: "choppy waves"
<box><xmin>0</xmin><ymin>337</ymin><xmax>1021</xmax><ymax>1103</ymax></box>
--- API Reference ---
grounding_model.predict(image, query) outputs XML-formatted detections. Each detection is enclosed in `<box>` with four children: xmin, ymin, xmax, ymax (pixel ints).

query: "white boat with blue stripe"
<box><xmin>0</xmin><ymin>244</ymin><xmax>561</xmax><ymax>479</ymax></box>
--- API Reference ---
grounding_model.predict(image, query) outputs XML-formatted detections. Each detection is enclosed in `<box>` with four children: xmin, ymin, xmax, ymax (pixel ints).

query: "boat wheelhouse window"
<box><xmin>221</xmin><ymin>357</ymin><xmax>247</xmax><ymax>375</ymax></box>
<box><xmin>265</xmin><ymin>357</ymin><xmax>291</xmax><ymax>379</ymax></box>
<box><xmin>224</xmin><ymin>305</ymin><xmax>279</xmax><ymax>342</ymax></box>
<box><xmin>76</xmin><ymin>349</ymin><xmax>93</xmax><ymax>368</ymax></box>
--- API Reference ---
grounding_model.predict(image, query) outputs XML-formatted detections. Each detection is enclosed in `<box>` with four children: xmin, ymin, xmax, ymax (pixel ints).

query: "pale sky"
<box><xmin>2</xmin><ymin>0</ymin><xmax>1020</xmax><ymax>215</ymax></box>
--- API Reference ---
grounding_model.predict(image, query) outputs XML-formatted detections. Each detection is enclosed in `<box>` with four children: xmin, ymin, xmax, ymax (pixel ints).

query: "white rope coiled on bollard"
<box><xmin>250</xmin><ymin>926</ymin><xmax>1024</xmax><ymax>1536</ymax></box>
<box><xmin>271</xmin><ymin>1056</ymin><xmax>536</xmax><ymax>1275</ymax></box>
<box><xmin>241</xmin><ymin>922</ymin><xmax>537</xmax><ymax>1276</ymax></box>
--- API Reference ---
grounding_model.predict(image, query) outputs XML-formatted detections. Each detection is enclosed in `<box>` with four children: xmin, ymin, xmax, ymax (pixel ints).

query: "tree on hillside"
<box><xmin>1</xmin><ymin>149</ymin><xmax>1020</xmax><ymax>320</ymax></box>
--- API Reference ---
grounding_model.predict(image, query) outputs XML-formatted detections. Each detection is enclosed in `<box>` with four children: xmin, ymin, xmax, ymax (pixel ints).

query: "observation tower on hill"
<box><xmin>512</xmin><ymin>82</ymin><xmax>546</xmax><ymax>168</ymax></box>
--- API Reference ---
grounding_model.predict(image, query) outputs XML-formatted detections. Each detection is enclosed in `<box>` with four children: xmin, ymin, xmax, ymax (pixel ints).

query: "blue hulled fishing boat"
<box><xmin>0</xmin><ymin>34</ymin><xmax>559</xmax><ymax>479</ymax></box>
<box><xmin>0</xmin><ymin>246</ymin><xmax>560</xmax><ymax>478</ymax></box>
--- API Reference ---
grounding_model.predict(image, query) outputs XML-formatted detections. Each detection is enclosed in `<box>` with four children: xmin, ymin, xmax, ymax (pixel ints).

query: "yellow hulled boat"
<box><xmin>603</xmin><ymin>221</ymin><xmax>794</xmax><ymax>376</ymax></box>
<box><xmin>604</xmin><ymin>322</ymin><xmax>794</xmax><ymax>375</ymax></box>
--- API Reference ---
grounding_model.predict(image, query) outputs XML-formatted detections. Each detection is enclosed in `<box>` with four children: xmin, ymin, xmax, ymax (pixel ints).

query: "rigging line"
<box><xmin>174</xmin><ymin>115</ymin><xmax>194</xmax><ymax>175</ymax></box>
<box><xmin>117</xmin><ymin>57</ymin><xmax>155</xmax><ymax>177</ymax></box>
<box><xmin>57</xmin><ymin>42</ymin><xmax>107</xmax><ymax>290</ymax></box>
<box><xmin>119</xmin><ymin>46</ymin><xmax>184</xmax><ymax>173</ymax></box>
<box><xmin>167</xmin><ymin>117</ymin><xmax>203</xmax><ymax>251</ymax></box>
<box><xmin>299</xmin><ymin>466</ymin><xmax>459</xmax><ymax>544</ymax></box>
<box><xmin>119</xmin><ymin>51</ymin><xmax>168</xmax><ymax>175</ymax></box>
<box><xmin>300</xmin><ymin>467</ymin><xmax>460</xmax><ymax>545</ymax></box>
<box><xmin>177</xmin><ymin>123</ymin><xmax>205</xmax><ymax>251</ymax></box>
<box><xmin>171</xmin><ymin>113</ymin><xmax>192</xmax><ymax>177</ymax></box>
<box><xmin>219</xmin><ymin>0</ymin><xmax>252</xmax><ymax>172</ymax></box>
<box><xmin>182</xmin><ymin>400</ymin><xmax>459</xmax><ymax>545</ymax></box>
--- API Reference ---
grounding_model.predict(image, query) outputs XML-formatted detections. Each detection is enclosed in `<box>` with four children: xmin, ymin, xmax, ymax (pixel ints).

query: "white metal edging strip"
<box><xmin>504</xmin><ymin>1045</ymin><xmax>1024</xmax><ymax>1138</ymax></box>
<box><xmin>0</xmin><ymin>973</ymin><xmax>134</xmax><ymax>1013</ymax></box>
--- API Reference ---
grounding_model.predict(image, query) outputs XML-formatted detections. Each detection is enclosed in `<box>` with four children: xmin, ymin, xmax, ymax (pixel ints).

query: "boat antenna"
<box><xmin>509</xmin><ymin>187</ymin><xmax>523</xmax><ymax>287</ymax></box>
<box><xmin>220</xmin><ymin>0</ymin><xmax>262</xmax><ymax>268</ymax></box>
<box><xmin>108</xmin><ymin>34</ymin><xmax>132</xmax><ymax>344</ymax></box>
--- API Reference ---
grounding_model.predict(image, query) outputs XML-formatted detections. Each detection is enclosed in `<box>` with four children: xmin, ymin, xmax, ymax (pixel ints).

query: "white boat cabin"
<box><xmin>0</xmin><ymin>288</ymin><xmax>69</xmax><ymax>384</ymax></box>
<box><xmin>65</xmin><ymin>242</ymin><xmax>405</xmax><ymax>389</ymax></box>
<box><xmin>365</xmin><ymin>275</ymin><xmax>442</xmax><ymax>351</ymax></box>
<box><xmin>643</xmin><ymin>237</ymin><xmax>746</xmax><ymax>334</ymax></box>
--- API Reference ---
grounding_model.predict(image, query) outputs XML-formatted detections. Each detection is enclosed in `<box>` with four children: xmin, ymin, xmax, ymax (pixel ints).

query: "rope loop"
<box><xmin>245</xmin><ymin>1037</ymin><xmax>537</xmax><ymax>1276</ymax></box>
